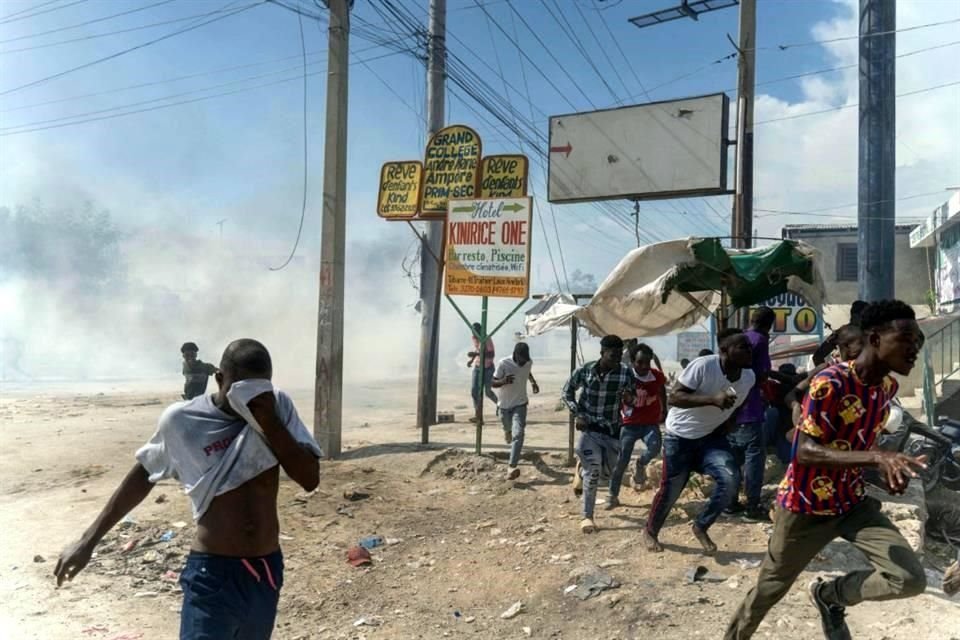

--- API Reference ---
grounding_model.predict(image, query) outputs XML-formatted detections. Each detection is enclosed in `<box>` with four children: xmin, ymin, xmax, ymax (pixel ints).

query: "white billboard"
<box><xmin>547</xmin><ymin>93</ymin><xmax>730</xmax><ymax>203</ymax></box>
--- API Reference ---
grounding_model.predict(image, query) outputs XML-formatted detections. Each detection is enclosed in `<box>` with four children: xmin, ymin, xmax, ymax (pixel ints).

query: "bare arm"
<box><xmin>490</xmin><ymin>374</ymin><xmax>511</xmax><ymax>389</ymax></box>
<box><xmin>249</xmin><ymin>395</ymin><xmax>320</xmax><ymax>492</ymax></box>
<box><xmin>659</xmin><ymin>386</ymin><xmax>668</xmax><ymax>422</ymax></box>
<box><xmin>529</xmin><ymin>373</ymin><xmax>539</xmax><ymax>394</ymax></box>
<box><xmin>669</xmin><ymin>383</ymin><xmax>731</xmax><ymax>410</ymax></box>
<box><xmin>796</xmin><ymin>433</ymin><xmax>926</xmax><ymax>493</ymax></box>
<box><xmin>55</xmin><ymin>463</ymin><xmax>155</xmax><ymax>586</ymax></box>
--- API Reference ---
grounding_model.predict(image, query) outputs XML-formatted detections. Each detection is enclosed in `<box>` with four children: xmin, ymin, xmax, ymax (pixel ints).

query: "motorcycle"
<box><xmin>904</xmin><ymin>416</ymin><xmax>960</xmax><ymax>493</ymax></box>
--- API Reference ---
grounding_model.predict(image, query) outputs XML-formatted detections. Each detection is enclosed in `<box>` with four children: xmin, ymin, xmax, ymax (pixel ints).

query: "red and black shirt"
<box><xmin>777</xmin><ymin>362</ymin><xmax>897</xmax><ymax>516</ymax></box>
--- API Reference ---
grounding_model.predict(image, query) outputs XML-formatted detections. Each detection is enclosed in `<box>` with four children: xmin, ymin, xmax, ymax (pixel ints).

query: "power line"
<box><xmin>755</xmin><ymin>79</ymin><xmax>960</xmax><ymax>125</ymax></box>
<box><xmin>0</xmin><ymin>0</ymin><xmax>179</xmax><ymax>44</ymax></box>
<box><xmin>0</xmin><ymin>0</ymin><xmax>90</xmax><ymax>25</ymax></box>
<box><xmin>757</xmin><ymin>16</ymin><xmax>960</xmax><ymax>52</ymax></box>
<box><xmin>754</xmin><ymin>190</ymin><xmax>948</xmax><ymax>217</ymax></box>
<box><xmin>0</xmin><ymin>3</ymin><xmax>251</xmax><ymax>55</ymax></box>
<box><xmin>0</xmin><ymin>1</ymin><xmax>265</xmax><ymax>97</ymax></box>
<box><xmin>270</xmin><ymin>8</ymin><xmax>309</xmax><ymax>272</ymax></box>
<box><xmin>0</xmin><ymin>0</ymin><xmax>65</xmax><ymax>22</ymax></box>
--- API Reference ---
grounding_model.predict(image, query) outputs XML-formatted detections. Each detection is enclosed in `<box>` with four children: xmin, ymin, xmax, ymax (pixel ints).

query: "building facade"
<box><xmin>781</xmin><ymin>223</ymin><xmax>936</xmax><ymax>307</ymax></box>
<box><xmin>910</xmin><ymin>192</ymin><xmax>960</xmax><ymax>314</ymax></box>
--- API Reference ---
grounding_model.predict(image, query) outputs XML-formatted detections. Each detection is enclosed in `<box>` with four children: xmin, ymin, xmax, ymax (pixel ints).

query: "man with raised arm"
<box><xmin>55</xmin><ymin>339</ymin><xmax>321</xmax><ymax>640</ymax></box>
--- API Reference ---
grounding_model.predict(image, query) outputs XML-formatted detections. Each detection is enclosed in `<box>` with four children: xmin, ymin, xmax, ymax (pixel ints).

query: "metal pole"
<box><xmin>417</xmin><ymin>0</ymin><xmax>446</xmax><ymax>443</ymax></box>
<box><xmin>476</xmin><ymin>296</ymin><xmax>488</xmax><ymax>455</ymax></box>
<box><xmin>567</xmin><ymin>316</ymin><xmax>578</xmax><ymax>466</ymax></box>
<box><xmin>314</xmin><ymin>0</ymin><xmax>349</xmax><ymax>458</ymax></box>
<box><xmin>858</xmin><ymin>0</ymin><xmax>895</xmax><ymax>301</ymax></box>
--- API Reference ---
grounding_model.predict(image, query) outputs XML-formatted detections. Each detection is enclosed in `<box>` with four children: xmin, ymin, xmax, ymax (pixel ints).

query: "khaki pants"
<box><xmin>725</xmin><ymin>497</ymin><xmax>926</xmax><ymax>639</ymax></box>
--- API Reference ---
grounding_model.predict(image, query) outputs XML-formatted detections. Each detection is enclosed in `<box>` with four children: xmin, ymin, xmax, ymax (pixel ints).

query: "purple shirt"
<box><xmin>736</xmin><ymin>328</ymin><xmax>771</xmax><ymax>423</ymax></box>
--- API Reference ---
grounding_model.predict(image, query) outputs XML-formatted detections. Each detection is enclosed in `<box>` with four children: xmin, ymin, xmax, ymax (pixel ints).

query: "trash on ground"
<box><xmin>359</xmin><ymin>535</ymin><xmax>385</xmax><ymax>550</ymax></box>
<box><xmin>685</xmin><ymin>565</ymin><xmax>726</xmax><ymax>584</ymax></box>
<box><xmin>347</xmin><ymin>546</ymin><xmax>372</xmax><ymax>567</ymax></box>
<box><xmin>159</xmin><ymin>531</ymin><xmax>176</xmax><ymax>542</ymax></box>
<box><xmin>500</xmin><ymin>601</ymin><xmax>525</xmax><ymax>619</ymax></box>
<box><xmin>569</xmin><ymin>569</ymin><xmax>620</xmax><ymax>601</ymax></box>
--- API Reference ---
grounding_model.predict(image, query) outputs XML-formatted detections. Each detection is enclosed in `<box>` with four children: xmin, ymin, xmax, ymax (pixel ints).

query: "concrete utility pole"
<box><xmin>315</xmin><ymin>0</ymin><xmax>350</xmax><ymax>458</ymax></box>
<box><xmin>858</xmin><ymin>0</ymin><xmax>896</xmax><ymax>301</ymax></box>
<box><xmin>731</xmin><ymin>0</ymin><xmax>755</xmax><ymax>254</ymax></box>
<box><xmin>416</xmin><ymin>0</ymin><xmax>446</xmax><ymax>442</ymax></box>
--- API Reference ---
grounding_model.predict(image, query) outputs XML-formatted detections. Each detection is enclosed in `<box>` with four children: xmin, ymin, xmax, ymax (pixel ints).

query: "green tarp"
<box><xmin>661</xmin><ymin>238</ymin><xmax>819</xmax><ymax>308</ymax></box>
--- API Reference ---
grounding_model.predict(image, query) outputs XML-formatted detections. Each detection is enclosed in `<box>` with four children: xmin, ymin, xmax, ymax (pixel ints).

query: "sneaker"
<box><xmin>604</xmin><ymin>496</ymin><xmax>620</xmax><ymax>510</ymax></box>
<box><xmin>743</xmin><ymin>506</ymin><xmax>771</xmax><ymax>522</ymax></box>
<box><xmin>724</xmin><ymin>500</ymin><xmax>746</xmax><ymax>516</ymax></box>
<box><xmin>579</xmin><ymin>518</ymin><xmax>597</xmax><ymax>534</ymax></box>
<box><xmin>507</xmin><ymin>466</ymin><xmax>520</xmax><ymax>480</ymax></box>
<box><xmin>808</xmin><ymin>579</ymin><xmax>852</xmax><ymax>640</ymax></box>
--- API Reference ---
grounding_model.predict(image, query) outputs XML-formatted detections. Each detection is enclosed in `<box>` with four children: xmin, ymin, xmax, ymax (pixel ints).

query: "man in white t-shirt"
<box><xmin>643</xmin><ymin>328</ymin><xmax>755</xmax><ymax>554</ymax></box>
<box><xmin>492</xmin><ymin>342</ymin><xmax>540</xmax><ymax>480</ymax></box>
<box><xmin>54</xmin><ymin>339</ymin><xmax>321</xmax><ymax>640</ymax></box>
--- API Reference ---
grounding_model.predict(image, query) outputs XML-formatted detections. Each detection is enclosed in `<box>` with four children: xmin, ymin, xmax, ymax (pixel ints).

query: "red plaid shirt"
<box><xmin>777</xmin><ymin>362</ymin><xmax>897</xmax><ymax>516</ymax></box>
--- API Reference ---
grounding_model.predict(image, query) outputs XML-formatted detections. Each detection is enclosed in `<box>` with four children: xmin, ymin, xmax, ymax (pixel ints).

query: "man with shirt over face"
<box><xmin>643</xmin><ymin>328</ymin><xmax>755</xmax><ymax>554</ymax></box>
<box><xmin>55</xmin><ymin>339</ymin><xmax>321</xmax><ymax>640</ymax></box>
<box><xmin>562</xmin><ymin>335</ymin><xmax>636</xmax><ymax>534</ymax></box>
<box><xmin>725</xmin><ymin>301</ymin><xmax>928</xmax><ymax>640</ymax></box>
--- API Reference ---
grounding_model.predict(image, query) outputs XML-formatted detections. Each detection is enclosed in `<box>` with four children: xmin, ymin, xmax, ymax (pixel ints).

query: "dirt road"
<box><xmin>1</xmin><ymin>373</ymin><xmax>958</xmax><ymax>639</ymax></box>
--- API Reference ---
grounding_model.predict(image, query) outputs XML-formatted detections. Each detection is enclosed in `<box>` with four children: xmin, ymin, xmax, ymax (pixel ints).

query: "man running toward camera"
<box><xmin>726</xmin><ymin>301</ymin><xmax>928</xmax><ymax>640</ymax></box>
<box><xmin>55</xmin><ymin>339</ymin><xmax>321</xmax><ymax>640</ymax></box>
<box><xmin>492</xmin><ymin>342</ymin><xmax>540</xmax><ymax>480</ymax></box>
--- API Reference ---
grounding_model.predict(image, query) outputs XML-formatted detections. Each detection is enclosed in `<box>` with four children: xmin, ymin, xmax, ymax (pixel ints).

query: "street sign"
<box><xmin>547</xmin><ymin>93</ymin><xmax>730</xmax><ymax>203</ymax></box>
<box><xmin>444</xmin><ymin>197</ymin><xmax>532</xmax><ymax>298</ymax></box>
<box><xmin>377</xmin><ymin>161</ymin><xmax>423</xmax><ymax>219</ymax></box>
<box><xmin>420</xmin><ymin>124</ymin><xmax>482</xmax><ymax>218</ymax></box>
<box><xmin>479</xmin><ymin>154</ymin><xmax>528</xmax><ymax>198</ymax></box>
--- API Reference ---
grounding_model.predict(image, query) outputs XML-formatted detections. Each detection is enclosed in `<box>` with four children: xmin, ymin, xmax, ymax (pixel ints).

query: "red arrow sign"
<box><xmin>549</xmin><ymin>142</ymin><xmax>572</xmax><ymax>158</ymax></box>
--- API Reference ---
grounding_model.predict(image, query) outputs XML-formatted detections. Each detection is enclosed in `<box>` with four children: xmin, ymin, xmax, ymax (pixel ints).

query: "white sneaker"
<box><xmin>579</xmin><ymin>518</ymin><xmax>597</xmax><ymax>534</ymax></box>
<box><xmin>507</xmin><ymin>466</ymin><xmax>520</xmax><ymax>480</ymax></box>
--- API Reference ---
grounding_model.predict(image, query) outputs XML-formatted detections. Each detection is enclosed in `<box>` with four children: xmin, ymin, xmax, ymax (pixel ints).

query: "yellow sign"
<box><xmin>377</xmin><ymin>161</ymin><xmax>422</xmax><ymax>219</ymax></box>
<box><xmin>420</xmin><ymin>125</ymin><xmax>482</xmax><ymax>217</ymax></box>
<box><xmin>479</xmin><ymin>154</ymin><xmax>528</xmax><ymax>199</ymax></box>
<box><xmin>444</xmin><ymin>197</ymin><xmax>532</xmax><ymax>298</ymax></box>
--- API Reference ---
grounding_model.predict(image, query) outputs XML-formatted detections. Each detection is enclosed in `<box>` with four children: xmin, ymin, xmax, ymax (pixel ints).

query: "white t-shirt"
<box><xmin>665</xmin><ymin>355</ymin><xmax>755</xmax><ymax>439</ymax></box>
<box><xmin>135</xmin><ymin>390</ymin><xmax>321</xmax><ymax>520</ymax></box>
<box><xmin>493</xmin><ymin>357</ymin><xmax>533</xmax><ymax>410</ymax></box>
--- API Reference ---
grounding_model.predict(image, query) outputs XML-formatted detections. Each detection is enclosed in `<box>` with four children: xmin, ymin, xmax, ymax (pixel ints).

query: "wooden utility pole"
<box><xmin>731</xmin><ymin>0</ymin><xmax>756</xmax><ymax>251</ymax></box>
<box><xmin>315</xmin><ymin>0</ymin><xmax>350</xmax><ymax>458</ymax></box>
<box><xmin>416</xmin><ymin>0</ymin><xmax>446</xmax><ymax>443</ymax></box>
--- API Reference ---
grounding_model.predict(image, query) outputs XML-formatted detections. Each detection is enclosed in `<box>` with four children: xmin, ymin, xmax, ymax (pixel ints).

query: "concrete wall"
<box><xmin>783</xmin><ymin>228</ymin><xmax>935</xmax><ymax>306</ymax></box>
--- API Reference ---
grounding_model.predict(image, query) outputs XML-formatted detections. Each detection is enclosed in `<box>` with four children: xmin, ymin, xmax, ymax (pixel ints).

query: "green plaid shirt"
<box><xmin>562</xmin><ymin>361</ymin><xmax>634</xmax><ymax>437</ymax></box>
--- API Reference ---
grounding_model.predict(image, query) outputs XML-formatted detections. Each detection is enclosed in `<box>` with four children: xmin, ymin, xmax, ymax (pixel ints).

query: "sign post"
<box><xmin>444</xmin><ymin>196</ymin><xmax>533</xmax><ymax>454</ymax></box>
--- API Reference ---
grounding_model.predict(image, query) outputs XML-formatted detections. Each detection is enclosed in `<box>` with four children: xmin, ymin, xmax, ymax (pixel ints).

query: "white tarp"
<box><xmin>524</xmin><ymin>238</ymin><xmax>824</xmax><ymax>339</ymax></box>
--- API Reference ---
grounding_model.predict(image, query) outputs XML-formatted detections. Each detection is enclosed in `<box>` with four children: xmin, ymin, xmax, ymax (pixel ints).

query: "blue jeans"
<box><xmin>646</xmin><ymin>431</ymin><xmax>739</xmax><ymax>535</ymax></box>
<box><xmin>179</xmin><ymin>550</ymin><xmax>283</xmax><ymax>640</ymax></box>
<box><xmin>763</xmin><ymin>406</ymin><xmax>793</xmax><ymax>464</ymax></box>
<box><xmin>608</xmin><ymin>424</ymin><xmax>662</xmax><ymax>497</ymax></box>
<box><xmin>728</xmin><ymin>422</ymin><xmax>766</xmax><ymax>509</ymax></box>
<box><xmin>500</xmin><ymin>403</ymin><xmax>528</xmax><ymax>467</ymax></box>
<box><xmin>575</xmin><ymin>429</ymin><xmax>620</xmax><ymax>519</ymax></box>
<box><xmin>471</xmin><ymin>366</ymin><xmax>498</xmax><ymax>411</ymax></box>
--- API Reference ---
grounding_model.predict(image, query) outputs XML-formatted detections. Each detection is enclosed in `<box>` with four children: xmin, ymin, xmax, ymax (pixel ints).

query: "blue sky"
<box><xmin>1</xmin><ymin>0</ymin><xmax>958</xmax><ymax>381</ymax></box>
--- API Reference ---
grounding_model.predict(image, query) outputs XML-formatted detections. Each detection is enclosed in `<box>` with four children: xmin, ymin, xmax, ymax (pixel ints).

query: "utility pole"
<box><xmin>416</xmin><ymin>0</ymin><xmax>446</xmax><ymax>443</ymax></box>
<box><xmin>315</xmin><ymin>0</ymin><xmax>350</xmax><ymax>458</ymax></box>
<box><xmin>731</xmin><ymin>0</ymin><xmax>755</xmax><ymax>254</ymax></box>
<box><xmin>858</xmin><ymin>0</ymin><xmax>895</xmax><ymax>301</ymax></box>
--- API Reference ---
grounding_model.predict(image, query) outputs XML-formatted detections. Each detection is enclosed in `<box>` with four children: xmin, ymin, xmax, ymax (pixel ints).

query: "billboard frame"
<box><xmin>547</xmin><ymin>92</ymin><xmax>732</xmax><ymax>204</ymax></box>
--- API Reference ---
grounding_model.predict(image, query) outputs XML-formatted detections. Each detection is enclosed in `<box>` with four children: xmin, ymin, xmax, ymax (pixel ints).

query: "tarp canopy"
<box><xmin>525</xmin><ymin>237</ymin><xmax>825</xmax><ymax>339</ymax></box>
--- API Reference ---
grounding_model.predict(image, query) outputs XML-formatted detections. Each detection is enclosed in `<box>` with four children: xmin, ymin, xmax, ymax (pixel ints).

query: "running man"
<box><xmin>725</xmin><ymin>301</ymin><xmax>928</xmax><ymax>640</ymax></box>
<box><xmin>562</xmin><ymin>335</ymin><xmax>635</xmax><ymax>533</ymax></box>
<box><xmin>467</xmin><ymin>323</ymin><xmax>498</xmax><ymax>422</ymax></box>
<box><xmin>607</xmin><ymin>343</ymin><xmax>667</xmax><ymax>505</ymax></box>
<box><xmin>55</xmin><ymin>339</ymin><xmax>322</xmax><ymax>640</ymax></box>
<box><xmin>727</xmin><ymin>306</ymin><xmax>777</xmax><ymax>521</ymax></box>
<box><xmin>181</xmin><ymin>341</ymin><xmax>218</xmax><ymax>400</ymax></box>
<box><xmin>492</xmin><ymin>342</ymin><xmax>540</xmax><ymax>480</ymax></box>
<box><xmin>643</xmin><ymin>329</ymin><xmax>755</xmax><ymax>554</ymax></box>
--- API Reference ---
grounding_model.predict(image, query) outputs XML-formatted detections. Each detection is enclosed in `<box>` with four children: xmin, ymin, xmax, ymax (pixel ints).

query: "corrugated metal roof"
<box><xmin>782</xmin><ymin>223</ymin><xmax>917</xmax><ymax>235</ymax></box>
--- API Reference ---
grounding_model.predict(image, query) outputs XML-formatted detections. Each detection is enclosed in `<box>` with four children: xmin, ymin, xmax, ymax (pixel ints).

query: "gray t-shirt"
<box><xmin>493</xmin><ymin>357</ymin><xmax>533</xmax><ymax>410</ymax></box>
<box><xmin>665</xmin><ymin>355</ymin><xmax>755</xmax><ymax>439</ymax></box>
<box><xmin>136</xmin><ymin>390</ymin><xmax>321</xmax><ymax>520</ymax></box>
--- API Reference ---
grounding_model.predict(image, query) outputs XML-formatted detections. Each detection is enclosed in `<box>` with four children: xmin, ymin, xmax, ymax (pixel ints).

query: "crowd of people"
<box><xmin>53</xmin><ymin>299</ymin><xmax>934</xmax><ymax>639</ymax></box>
